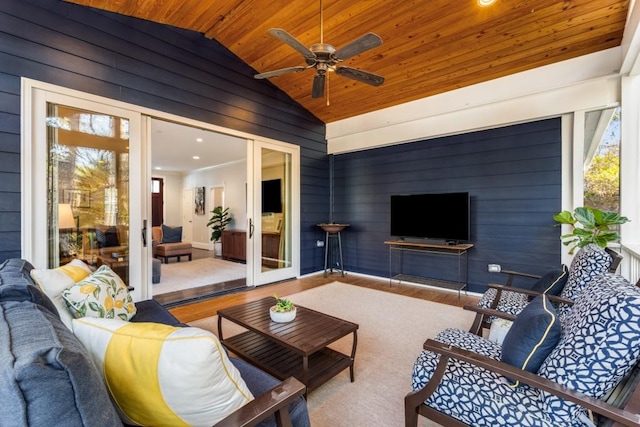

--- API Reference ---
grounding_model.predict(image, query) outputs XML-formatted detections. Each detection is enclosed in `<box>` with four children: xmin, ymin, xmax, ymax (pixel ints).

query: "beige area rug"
<box><xmin>153</xmin><ymin>257</ymin><xmax>246</xmax><ymax>295</ymax></box>
<box><xmin>189</xmin><ymin>282</ymin><xmax>476</xmax><ymax>427</ymax></box>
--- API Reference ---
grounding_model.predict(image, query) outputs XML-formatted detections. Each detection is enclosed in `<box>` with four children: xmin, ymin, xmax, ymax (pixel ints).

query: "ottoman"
<box><xmin>152</xmin><ymin>258</ymin><xmax>161</xmax><ymax>284</ymax></box>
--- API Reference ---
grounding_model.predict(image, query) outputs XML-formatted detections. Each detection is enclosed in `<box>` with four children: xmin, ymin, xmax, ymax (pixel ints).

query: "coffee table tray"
<box><xmin>223</xmin><ymin>331</ymin><xmax>352</xmax><ymax>393</ymax></box>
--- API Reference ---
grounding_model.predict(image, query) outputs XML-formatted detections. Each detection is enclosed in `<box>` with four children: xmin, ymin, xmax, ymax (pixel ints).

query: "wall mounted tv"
<box><xmin>262</xmin><ymin>179</ymin><xmax>282</xmax><ymax>213</ymax></box>
<box><xmin>390</xmin><ymin>192</ymin><xmax>470</xmax><ymax>242</ymax></box>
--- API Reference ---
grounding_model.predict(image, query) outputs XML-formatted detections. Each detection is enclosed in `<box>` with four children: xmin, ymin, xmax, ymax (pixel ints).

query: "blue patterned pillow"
<box><xmin>161</xmin><ymin>225</ymin><xmax>182</xmax><ymax>243</ymax></box>
<box><xmin>559</xmin><ymin>244</ymin><xmax>611</xmax><ymax>302</ymax></box>
<box><xmin>501</xmin><ymin>295</ymin><xmax>561</xmax><ymax>386</ymax></box>
<box><xmin>538</xmin><ymin>273</ymin><xmax>640</xmax><ymax>424</ymax></box>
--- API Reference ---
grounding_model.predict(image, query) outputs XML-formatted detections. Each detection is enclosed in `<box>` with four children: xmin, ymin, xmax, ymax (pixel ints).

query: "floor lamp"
<box><xmin>58</xmin><ymin>203</ymin><xmax>76</xmax><ymax>262</ymax></box>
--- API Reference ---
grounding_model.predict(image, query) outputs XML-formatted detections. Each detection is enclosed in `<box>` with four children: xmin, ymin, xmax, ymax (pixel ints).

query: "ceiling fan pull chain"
<box><xmin>327</xmin><ymin>73</ymin><xmax>330</xmax><ymax>106</ymax></box>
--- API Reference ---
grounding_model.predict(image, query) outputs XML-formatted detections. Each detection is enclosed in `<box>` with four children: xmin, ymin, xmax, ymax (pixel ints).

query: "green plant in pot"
<box><xmin>270</xmin><ymin>294</ymin><xmax>296</xmax><ymax>323</ymax></box>
<box><xmin>207</xmin><ymin>206</ymin><xmax>232</xmax><ymax>255</ymax></box>
<box><xmin>553</xmin><ymin>206</ymin><xmax>629</xmax><ymax>254</ymax></box>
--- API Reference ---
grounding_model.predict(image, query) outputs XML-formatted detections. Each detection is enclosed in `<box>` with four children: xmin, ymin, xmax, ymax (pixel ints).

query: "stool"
<box><xmin>152</xmin><ymin>258</ymin><xmax>161</xmax><ymax>284</ymax></box>
<box><xmin>317</xmin><ymin>224</ymin><xmax>350</xmax><ymax>277</ymax></box>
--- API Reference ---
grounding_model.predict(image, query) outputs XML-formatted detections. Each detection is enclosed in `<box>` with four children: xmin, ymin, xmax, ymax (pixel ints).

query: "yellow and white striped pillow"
<box><xmin>72</xmin><ymin>318</ymin><xmax>254</xmax><ymax>426</ymax></box>
<box><xmin>30</xmin><ymin>259</ymin><xmax>93</xmax><ymax>329</ymax></box>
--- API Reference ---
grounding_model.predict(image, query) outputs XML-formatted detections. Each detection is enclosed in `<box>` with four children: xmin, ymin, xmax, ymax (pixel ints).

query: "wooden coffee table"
<box><xmin>217</xmin><ymin>297</ymin><xmax>358</xmax><ymax>395</ymax></box>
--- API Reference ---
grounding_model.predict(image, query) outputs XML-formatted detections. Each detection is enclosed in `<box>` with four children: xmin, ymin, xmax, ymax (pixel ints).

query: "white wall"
<box><xmin>183</xmin><ymin>160</ymin><xmax>247</xmax><ymax>249</ymax></box>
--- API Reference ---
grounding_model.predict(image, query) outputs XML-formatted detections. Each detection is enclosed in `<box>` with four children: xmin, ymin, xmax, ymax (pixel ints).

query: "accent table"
<box><xmin>217</xmin><ymin>297</ymin><xmax>358</xmax><ymax>396</ymax></box>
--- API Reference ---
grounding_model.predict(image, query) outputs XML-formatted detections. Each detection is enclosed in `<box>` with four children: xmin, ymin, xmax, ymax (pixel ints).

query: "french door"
<box><xmin>23</xmin><ymin>81</ymin><xmax>147</xmax><ymax>301</ymax></box>
<box><xmin>248</xmin><ymin>139</ymin><xmax>300</xmax><ymax>286</ymax></box>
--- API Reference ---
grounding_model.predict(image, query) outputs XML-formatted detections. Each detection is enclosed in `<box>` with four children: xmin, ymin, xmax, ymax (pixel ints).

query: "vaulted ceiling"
<box><xmin>64</xmin><ymin>0</ymin><xmax>630</xmax><ymax>124</ymax></box>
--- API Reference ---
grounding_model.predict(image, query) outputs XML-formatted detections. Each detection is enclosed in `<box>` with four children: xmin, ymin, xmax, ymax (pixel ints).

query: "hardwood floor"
<box><xmin>169</xmin><ymin>272</ymin><xmax>480</xmax><ymax>323</ymax></box>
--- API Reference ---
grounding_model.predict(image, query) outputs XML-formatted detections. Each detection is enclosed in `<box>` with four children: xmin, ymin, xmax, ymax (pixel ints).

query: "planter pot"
<box><xmin>270</xmin><ymin>306</ymin><xmax>296</xmax><ymax>323</ymax></box>
<box><xmin>214</xmin><ymin>242</ymin><xmax>222</xmax><ymax>257</ymax></box>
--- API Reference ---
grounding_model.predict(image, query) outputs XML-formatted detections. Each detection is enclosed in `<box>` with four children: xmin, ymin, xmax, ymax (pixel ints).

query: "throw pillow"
<box><xmin>500</xmin><ymin>295</ymin><xmax>561</xmax><ymax>387</ymax></box>
<box><xmin>528</xmin><ymin>264</ymin><xmax>569</xmax><ymax>301</ymax></box>
<box><xmin>61</xmin><ymin>265</ymin><xmax>136</xmax><ymax>321</ymax></box>
<box><xmin>161</xmin><ymin>224</ymin><xmax>182</xmax><ymax>243</ymax></box>
<box><xmin>96</xmin><ymin>226</ymin><xmax>120</xmax><ymax>248</ymax></box>
<box><xmin>30</xmin><ymin>259</ymin><xmax>93</xmax><ymax>329</ymax></box>
<box><xmin>72</xmin><ymin>318</ymin><xmax>254</xmax><ymax>426</ymax></box>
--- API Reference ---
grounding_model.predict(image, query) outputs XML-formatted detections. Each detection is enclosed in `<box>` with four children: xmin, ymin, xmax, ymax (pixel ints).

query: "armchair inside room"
<box><xmin>469</xmin><ymin>244</ymin><xmax>622</xmax><ymax>335</ymax></box>
<box><xmin>81</xmin><ymin>224</ymin><xmax>129</xmax><ymax>262</ymax></box>
<box><xmin>406</xmin><ymin>272</ymin><xmax>640</xmax><ymax>427</ymax></box>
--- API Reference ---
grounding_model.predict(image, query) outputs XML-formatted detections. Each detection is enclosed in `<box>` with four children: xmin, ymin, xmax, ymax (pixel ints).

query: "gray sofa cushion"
<box><xmin>0</xmin><ymin>300</ymin><xmax>122</xmax><ymax>426</ymax></box>
<box><xmin>0</xmin><ymin>259</ymin><xmax>58</xmax><ymax>315</ymax></box>
<box><xmin>230</xmin><ymin>357</ymin><xmax>311</xmax><ymax>427</ymax></box>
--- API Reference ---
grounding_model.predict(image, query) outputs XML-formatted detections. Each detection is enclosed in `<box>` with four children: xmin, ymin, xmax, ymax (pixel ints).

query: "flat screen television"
<box><xmin>262</xmin><ymin>179</ymin><xmax>282</xmax><ymax>213</ymax></box>
<box><xmin>390</xmin><ymin>192</ymin><xmax>470</xmax><ymax>242</ymax></box>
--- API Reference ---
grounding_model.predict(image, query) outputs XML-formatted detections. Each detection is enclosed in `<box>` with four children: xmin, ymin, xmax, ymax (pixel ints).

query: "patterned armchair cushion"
<box><xmin>412</xmin><ymin>328</ymin><xmax>561</xmax><ymax>426</ymax></box>
<box><xmin>538</xmin><ymin>273</ymin><xmax>640</xmax><ymax>424</ymax></box>
<box><xmin>477</xmin><ymin>287</ymin><xmax>528</xmax><ymax>318</ymax></box>
<box><xmin>559</xmin><ymin>244</ymin><xmax>611</xmax><ymax>303</ymax></box>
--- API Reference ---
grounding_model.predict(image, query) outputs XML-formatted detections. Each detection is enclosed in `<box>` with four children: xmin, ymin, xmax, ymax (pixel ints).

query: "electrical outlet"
<box><xmin>316</xmin><ymin>240</ymin><xmax>325</xmax><ymax>247</ymax></box>
<box><xmin>488</xmin><ymin>264</ymin><xmax>501</xmax><ymax>273</ymax></box>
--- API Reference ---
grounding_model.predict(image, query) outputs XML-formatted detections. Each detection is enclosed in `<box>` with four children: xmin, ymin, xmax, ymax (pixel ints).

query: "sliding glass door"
<box><xmin>23</xmin><ymin>82</ymin><xmax>146</xmax><ymax>300</ymax></box>
<box><xmin>248</xmin><ymin>140</ymin><xmax>300</xmax><ymax>286</ymax></box>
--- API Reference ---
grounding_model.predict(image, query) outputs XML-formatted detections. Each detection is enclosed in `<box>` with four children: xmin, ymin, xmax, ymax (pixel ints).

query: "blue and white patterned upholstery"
<box><xmin>411</xmin><ymin>272</ymin><xmax>640</xmax><ymax>426</ymax></box>
<box><xmin>477</xmin><ymin>244</ymin><xmax>612</xmax><ymax>320</ymax></box>
<box><xmin>538</xmin><ymin>273</ymin><xmax>640</xmax><ymax>424</ymax></box>
<box><xmin>556</xmin><ymin>244</ymin><xmax>612</xmax><ymax>315</ymax></box>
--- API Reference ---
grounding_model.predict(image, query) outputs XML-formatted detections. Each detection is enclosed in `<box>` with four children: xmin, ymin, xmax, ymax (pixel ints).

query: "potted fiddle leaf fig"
<box><xmin>207</xmin><ymin>206</ymin><xmax>232</xmax><ymax>256</ymax></box>
<box><xmin>553</xmin><ymin>206</ymin><xmax>629</xmax><ymax>254</ymax></box>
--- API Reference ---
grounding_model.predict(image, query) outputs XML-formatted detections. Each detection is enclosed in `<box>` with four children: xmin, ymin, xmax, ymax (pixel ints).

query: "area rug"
<box><xmin>153</xmin><ymin>257</ymin><xmax>246</xmax><ymax>296</ymax></box>
<box><xmin>188</xmin><ymin>282</ymin><xmax>476</xmax><ymax>427</ymax></box>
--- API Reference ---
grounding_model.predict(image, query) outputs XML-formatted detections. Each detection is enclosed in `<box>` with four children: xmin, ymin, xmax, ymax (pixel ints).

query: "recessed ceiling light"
<box><xmin>155</xmin><ymin>166</ymin><xmax>162</xmax><ymax>170</ymax></box>
<box><xmin>192</xmin><ymin>156</ymin><xmax>200</xmax><ymax>160</ymax></box>
<box><xmin>477</xmin><ymin>0</ymin><xmax>496</xmax><ymax>5</ymax></box>
<box><xmin>196</xmin><ymin>138</ymin><xmax>203</xmax><ymax>142</ymax></box>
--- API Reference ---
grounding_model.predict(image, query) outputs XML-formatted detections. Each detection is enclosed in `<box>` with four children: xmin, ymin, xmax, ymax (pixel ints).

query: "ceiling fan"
<box><xmin>253</xmin><ymin>0</ymin><xmax>384</xmax><ymax>99</ymax></box>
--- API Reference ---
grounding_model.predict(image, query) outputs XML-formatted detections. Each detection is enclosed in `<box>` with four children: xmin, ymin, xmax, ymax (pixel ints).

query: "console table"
<box><xmin>384</xmin><ymin>241</ymin><xmax>473</xmax><ymax>298</ymax></box>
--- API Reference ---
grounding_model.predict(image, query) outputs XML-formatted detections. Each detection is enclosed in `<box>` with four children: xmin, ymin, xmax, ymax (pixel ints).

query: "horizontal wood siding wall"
<box><xmin>332</xmin><ymin>118</ymin><xmax>562</xmax><ymax>293</ymax></box>
<box><xmin>0</xmin><ymin>0</ymin><xmax>328</xmax><ymax>272</ymax></box>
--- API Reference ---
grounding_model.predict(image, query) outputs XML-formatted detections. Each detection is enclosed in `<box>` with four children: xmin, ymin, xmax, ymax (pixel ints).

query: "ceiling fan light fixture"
<box><xmin>477</xmin><ymin>0</ymin><xmax>496</xmax><ymax>6</ymax></box>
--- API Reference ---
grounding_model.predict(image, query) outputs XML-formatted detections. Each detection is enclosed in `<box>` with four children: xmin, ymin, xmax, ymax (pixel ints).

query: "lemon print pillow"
<box><xmin>62</xmin><ymin>265</ymin><xmax>136</xmax><ymax>320</ymax></box>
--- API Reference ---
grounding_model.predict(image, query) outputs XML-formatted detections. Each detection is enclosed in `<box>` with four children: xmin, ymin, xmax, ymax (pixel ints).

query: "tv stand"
<box><xmin>384</xmin><ymin>240</ymin><xmax>473</xmax><ymax>299</ymax></box>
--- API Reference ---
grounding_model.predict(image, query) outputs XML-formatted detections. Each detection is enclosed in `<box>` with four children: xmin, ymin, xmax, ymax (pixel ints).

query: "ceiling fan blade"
<box><xmin>268</xmin><ymin>28</ymin><xmax>316</xmax><ymax>60</ymax></box>
<box><xmin>312</xmin><ymin>74</ymin><xmax>326</xmax><ymax>98</ymax></box>
<box><xmin>254</xmin><ymin>66</ymin><xmax>307</xmax><ymax>79</ymax></box>
<box><xmin>335</xmin><ymin>66</ymin><xmax>384</xmax><ymax>86</ymax></box>
<box><xmin>334</xmin><ymin>33</ymin><xmax>382</xmax><ymax>61</ymax></box>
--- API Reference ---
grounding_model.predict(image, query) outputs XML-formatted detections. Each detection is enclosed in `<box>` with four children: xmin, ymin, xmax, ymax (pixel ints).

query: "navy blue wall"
<box><xmin>0</xmin><ymin>0</ymin><xmax>328</xmax><ymax>272</ymax></box>
<box><xmin>332</xmin><ymin>118</ymin><xmax>562</xmax><ymax>293</ymax></box>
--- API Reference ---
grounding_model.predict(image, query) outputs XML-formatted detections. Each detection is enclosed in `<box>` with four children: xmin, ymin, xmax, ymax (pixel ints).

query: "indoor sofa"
<box><xmin>0</xmin><ymin>258</ymin><xmax>309</xmax><ymax>426</ymax></box>
<box><xmin>152</xmin><ymin>225</ymin><xmax>193</xmax><ymax>263</ymax></box>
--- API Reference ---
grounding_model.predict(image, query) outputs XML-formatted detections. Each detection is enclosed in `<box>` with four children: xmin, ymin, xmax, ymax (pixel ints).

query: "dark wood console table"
<box><xmin>384</xmin><ymin>241</ymin><xmax>473</xmax><ymax>298</ymax></box>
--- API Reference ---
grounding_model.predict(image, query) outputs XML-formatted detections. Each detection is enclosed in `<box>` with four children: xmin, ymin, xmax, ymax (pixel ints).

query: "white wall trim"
<box><xmin>327</xmin><ymin>48</ymin><xmax>622</xmax><ymax>154</ymax></box>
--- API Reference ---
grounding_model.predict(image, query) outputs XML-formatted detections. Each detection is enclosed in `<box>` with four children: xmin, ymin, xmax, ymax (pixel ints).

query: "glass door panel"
<box><xmin>251</xmin><ymin>140</ymin><xmax>299</xmax><ymax>286</ymax></box>
<box><xmin>46</xmin><ymin>103</ymin><xmax>131</xmax><ymax>283</ymax></box>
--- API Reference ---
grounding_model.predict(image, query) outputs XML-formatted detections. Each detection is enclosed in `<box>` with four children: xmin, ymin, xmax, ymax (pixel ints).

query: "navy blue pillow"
<box><xmin>501</xmin><ymin>295</ymin><xmax>561</xmax><ymax>386</ymax></box>
<box><xmin>528</xmin><ymin>265</ymin><xmax>569</xmax><ymax>301</ymax></box>
<box><xmin>161</xmin><ymin>225</ymin><xmax>182</xmax><ymax>243</ymax></box>
<box><xmin>96</xmin><ymin>226</ymin><xmax>120</xmax><ymax>248</ymax></box>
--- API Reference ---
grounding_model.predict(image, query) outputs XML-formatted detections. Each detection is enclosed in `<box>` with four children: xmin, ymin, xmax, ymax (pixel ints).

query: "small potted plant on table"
<box><xmin>270</xmin><ymin>294</ymin><xmax>296</xmax><ymax>323</ymax></box>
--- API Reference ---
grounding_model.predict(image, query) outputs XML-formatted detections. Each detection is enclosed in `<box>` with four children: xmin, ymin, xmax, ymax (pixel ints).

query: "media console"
<box><xmin>384</xmin><ymin>240</ymin><xmax>473</xmax><ymax>298</ymax></box>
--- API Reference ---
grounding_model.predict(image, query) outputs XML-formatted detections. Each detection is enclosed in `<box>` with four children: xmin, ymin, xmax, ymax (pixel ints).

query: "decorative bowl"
<box><xmin>269</xmin><ymin>306</ymin><xmax>297</xmax><ymax>323</ymax></box>
<box><xmin>317</xmin><ymin>223</ymin><xmax>350</xmax><ymax>233</ymax></box>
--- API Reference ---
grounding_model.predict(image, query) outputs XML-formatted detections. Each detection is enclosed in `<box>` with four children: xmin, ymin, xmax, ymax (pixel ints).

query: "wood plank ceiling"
<box><xmin>64</xmin><ymin>0</ymin><xmax>629</xmax><ymax>123</ymax></box>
